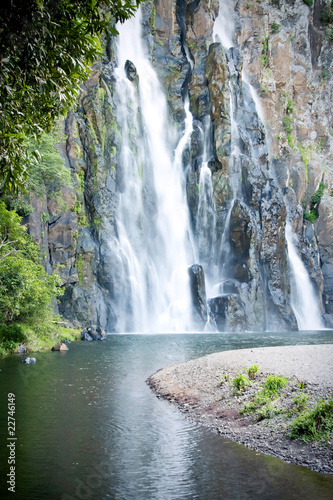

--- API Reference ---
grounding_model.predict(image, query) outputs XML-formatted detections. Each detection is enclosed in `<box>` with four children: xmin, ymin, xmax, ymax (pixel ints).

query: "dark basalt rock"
<box><xmin>208</xmin><ymin>294</ymin><xmax>246</xmax><ymax>332</ymax></box>
<box><xmin>81</xmin><ymin>325</ymin><xmax>107</xmax><ymax>341</ymax></box>
<box><xmin>124</xmin><ymin>60</ymin><xmax>139</xmax><ymax>84</ymax></box>
<box><xmin>188</xmin><ymin>264</ymin><xmax>207</xmax><ymax>327</ymax></box>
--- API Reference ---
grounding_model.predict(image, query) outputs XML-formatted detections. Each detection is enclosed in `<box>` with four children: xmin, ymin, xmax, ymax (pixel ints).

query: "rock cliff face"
<box><xmin>25</xmin><ymin>0</ymin><xmax>333</xmax><ymax>331</ymax></box>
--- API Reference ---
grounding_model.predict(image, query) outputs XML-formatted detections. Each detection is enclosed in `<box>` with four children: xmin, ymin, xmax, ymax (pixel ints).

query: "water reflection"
<box><xmin>0</xmin><ymin>332</ymin><xmax>332</xmax><ymax>499</ymax></box>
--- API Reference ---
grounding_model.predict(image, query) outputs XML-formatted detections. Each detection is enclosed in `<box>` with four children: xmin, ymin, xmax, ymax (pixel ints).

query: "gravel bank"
<box><xmin>147</xmin><ymin>345</ymin><xmax>333</xmax><ymax>474</ymax></box>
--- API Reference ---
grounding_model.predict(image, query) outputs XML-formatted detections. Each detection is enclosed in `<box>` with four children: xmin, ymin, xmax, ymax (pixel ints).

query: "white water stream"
<box><xmin>210</xmin><ymin>0</ymin><xmax>325</xmax><ymax>329</ymax></box>
<box><xmin>285</xmin><ymin>223</ymin><xmax>324</xmax><ymax>330</ymax></box>
<box><xmin>110</xmin><ymin>1</ymin><xmax>325</xmax><ymax>332</ymax></box>
<box><xmin>114</xmin><ymin>8</ymin><xmax>193</xmax><ymax>332</ymax></box>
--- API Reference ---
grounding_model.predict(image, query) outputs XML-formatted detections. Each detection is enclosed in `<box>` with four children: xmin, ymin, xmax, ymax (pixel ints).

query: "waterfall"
<box><xmin>285</xmin><ymin>223</ymin><xmax>324</xmax><ymax>330</ymax></box>
<box><xmin>213</xmin><ymin>0</ymin><xmax>234</xmax><ymax>48</ymax></box>
<box><xmin>107</xmin><ymin>1</ymin><xmax>325</xmax><ymax>333</ymax></box>
<box><xmin>114</xmin><ymin>8</ymin><xmax>193</xmax><ymax>332</ymax></box>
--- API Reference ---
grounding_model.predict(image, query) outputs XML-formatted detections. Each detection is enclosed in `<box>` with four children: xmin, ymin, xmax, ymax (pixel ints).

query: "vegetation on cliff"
<box><xmin>0</xmin><ymin>0</ymin><xmax>142</xmax><ymax>353</ymax></box>
<box><xmin>0</xmin><ymin>0</ymin><xmax>141</xmax><ymax>192</ymax></box>
<box><xmin>0</xmin><ymin>201</ymin><xmax>79</xmax><ymax>355</ymax></box>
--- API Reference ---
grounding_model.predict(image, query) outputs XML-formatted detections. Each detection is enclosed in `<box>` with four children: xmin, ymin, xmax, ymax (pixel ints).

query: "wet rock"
<box><xmin>51</xmin><ymin>343</ymin><xmax>69</xmax><ymax>351</ymax></box>
<box><xmin>81</xmin><ymin>325</ymin><xmax>106</xmax><ymax>341</ymax></box>
<box><xmin>124</xmin><ymin>60</ymin><xmax>138</xmax><ymax>84</ymax></box>
<box><xmin>208</xmin><ymin>294</ymin><xmax>246</xmax><ymax>332</ymax></box>
<box><xmin>81</xmin><ymin>329</ymin><xmax>94</xmax><ymax>342</ymax></box>
<box><xmin>188</xmin><ymin>264</ymin><xmax>207</xmax><ymax>327</ymax></box>
<box><xmin>18</xmin><ymin>344</ymin><xmax>26</xmax><ymax>354</ymax></box>
<box><xmin>21</xmin><ymin>358</ymin><xmax>31</xmax><ymax>364</ymax></box>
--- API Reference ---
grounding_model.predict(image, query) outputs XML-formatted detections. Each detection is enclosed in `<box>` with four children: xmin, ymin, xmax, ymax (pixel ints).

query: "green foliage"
<box><xmin>303</xmin><ymin>0</ymin><xmax>313</xmax><ymax>6</ymax></box>
<box><xmin>297</xmin><ymin>142</ymin><xmax>312</xmax><ymax>169</ymax></box>
<box><xmin>240</xmin><ymin>374</ymin><xmax>287</xmax><ymax>419</ymax></box>
<box><xmin>310</xmin><ymin>181</ymin><xmax>325</xmax><ymax>204</ymax></box>
<box><xmin>292</xmin><ymin>392</ymin><xmax>309</xmax><ymax>412</ymax></box>
<box><xmin>0</xmin><ymin>201</ymin><xmax>38</xmax><ymax>262</ymax></box>
<box><xmin>260</xmin><ymin>55</ymin><xmax>270</xmax><ymax>68</ymax></box>
<box><xmin>0</xmin><ymin>320</ymin><xmax>81</xmax><ymax>356</ymax></box>
<box><xmin>263</xmin><ymin>374</ymin><xmax>288</xmax><ymax>395</ymax></box>
<box><xmin>262</xmin><ymin>36</ymin><xmax>270</xmax><ymax>54</ymax></box>
<box><xmin>325</xmin><ymin>25</ymin><xmax>333</xmax><ymax>42</ymax></box>
<box><xmin>240</xmin><ymin>393</ymin><xmax>270</xmax><ymax>415</ymax></box>
<box><xmin>246</xmin><ymin>365</ymin><xmax>259</xmax><ymax>379</ymax></box>
<box><xmin>286</xmin><ymin>99</ymin><xmax>294</xmax><ymax>115</ymax></box>
<box><xmin>0</xmin><ymin>0</ymin><xmax>142</xmax><ymax>192</ymax></box>
<box><xmin>220</xmin><ymin>373</ymin><xmax>230</xmax><ymax>384</ymax></box>
<box><xmin>0</xmin><ymin>202</ymin><xmax>63</xmax><ymax>327</ymax></box>
<box><xmin>26</xmin><ymin>123</ymin><xmax>71</xmax><ymax>195</ymax></box>
<box><xmin>321</xmin><ymin>0</ymin><xmax>333</xmax><ymax>40</ymax></box>
<box><xmin>232</xmin><ymin>373</ymin><xmax>250</xmax><ymax>392</ymax></box>
<box><xmin>321</xmin><ymin>69</ymin><xmax>330</xmax><ymax>80</ymax></box>
<box><xmin>2</xmin><ymin>196</ymin><xmax>33</xmax><ymax>218</ymax></box>
<box><xmin>283</xmin><ymin>115</ymin><xmax>293</xmax><ymax>134</ymax></box>
<box><xmin>257</xmin><ymin>401</ymin><xmax>284</xmax><ymax>421</ymax></box>
<box><xmin>304</xmin><ymin>210</ymin><xmax>318</xmax><ymax>223</ymax></box>
<box><xmin>321</xmin><ymin>1</ymin><xmax>333</xmax><ymax>23</ymax></box>
<box><xmin>0</xmin><ymin>324</ymin><xmax>27</xmax><ymax>343</ymax></box>
<box><xmin>2</xmin><ymin>121</ymin><xmax>73</xmax><ymax>215</ymax></box>
<box><xmin>304</xmin><ymin>182</ymin><xmax>325</xmax><ymax>223</ymax></box>
<box><xmin>0</xmin><ymin>254</ymin><xmax>62</xmax><ymax>325</ymax></box>
<box><xmin>260</xmin><ymin>36</ymin><xmax>270</xmax><ymax>68</ymax></box>
<box><xmin>271</xmin><ymin>22</ymin><xmax>281</xmax><ymax>34</ymax></box>
<box><xmin>289</xmin><ymin>399</ymin><xmax>333</xmax><ymax>442</ymax></box>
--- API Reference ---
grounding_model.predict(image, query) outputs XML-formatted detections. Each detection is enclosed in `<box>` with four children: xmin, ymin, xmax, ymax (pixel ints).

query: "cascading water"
<box><xmin>205</xmin><ymin>0</ymin><xmax>325</xmax><ymax>331</ymax></box>
<box><xmin>109</xmin><ymin>0</ymin><xmax>325</xmax><ymax>333</ymax></box>
<box><xmin>202</xmin><ymin>1</ymin><xmax>244</xmax><ymax>295</ymax></box>
<box><xmin>114</xmin><ymin>8</ymin><xmax>194</xmax><ymax>332</ymax></box>
<box><xmin>285</xmin><ymin>223</ymin><xmax>324</xmax><ymax>330</ymax></box>
<box><xmin>195</xmin><ymin>118</ymin><xmax>216</xmax><ymax>285</ymax></box>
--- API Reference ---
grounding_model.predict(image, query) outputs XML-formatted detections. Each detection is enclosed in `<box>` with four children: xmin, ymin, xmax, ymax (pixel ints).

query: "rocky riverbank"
<box><xmin>147</xmin><ymin>344</ymin><xmax>333</xmax><ymax>475</ymax></box>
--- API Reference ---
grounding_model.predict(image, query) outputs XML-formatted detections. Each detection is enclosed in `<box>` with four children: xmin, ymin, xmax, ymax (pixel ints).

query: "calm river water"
<box><xmin>0</xmin><ymin>331</ymin><xmax>332</xmax><ymax>499</ymax></box>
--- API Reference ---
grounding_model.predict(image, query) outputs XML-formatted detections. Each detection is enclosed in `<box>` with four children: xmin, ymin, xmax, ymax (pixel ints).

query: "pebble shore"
<box><xmin>147</xmin><ymin>345</ymin><xmax>333</xmax><ymax>474</ymax></box>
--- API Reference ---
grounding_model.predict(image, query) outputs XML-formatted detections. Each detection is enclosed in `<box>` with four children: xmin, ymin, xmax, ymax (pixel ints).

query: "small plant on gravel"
<box><xmin>220</xmin><ymin>373</ymin><xmax>230</xmax><ymax>385</ymax></box>
<box><xmin>292</xmin><ymin>392</ymin><xmax>309</xmax><ymax>412</ymax></box>
<box><xmin>256</xmin><ymin>401</ymin><xmax>284</xmax><ymax>421</ymax></box>
<box><xmin>240</xmin><ymin>374</ymin><xmax>288</xmax><ymax>417</ymax></box>
<box><xmin>262</xmin><ymin>375</ymin><xmax>288</xmax><ymax>396</ymax></box>
<box><xmin>232</xmin><ymin>373</ymin><xmax>250</xmax><ymax>393</ymax></box>
<box><xmin>288</xmin><ymin>399</ymin><xmax>333</xmax><ymax>443</ymax></box>
<box><xmin>246</xmin><ymin>365</ymin><xmax>259</xmax><ymax>379</ymax></box>
<box><xmin>240</xmin><ymin>393</ymin><xmax>269</xmax><ymax>415</ymax></box>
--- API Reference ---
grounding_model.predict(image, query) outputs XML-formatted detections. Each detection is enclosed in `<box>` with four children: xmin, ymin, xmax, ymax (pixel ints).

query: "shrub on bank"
<box><xmin>289</xmin><ymin>399</ymin><xmax>333</xmax><ymax>443</ymax></box>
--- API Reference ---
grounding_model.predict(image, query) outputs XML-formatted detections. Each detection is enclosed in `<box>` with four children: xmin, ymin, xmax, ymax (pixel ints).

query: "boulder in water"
<box><xmin>188</xmin><ymin>264</ymin><xmax>207</xmax><ymax>327</ymax></box>
<box><xmin>18</xmin><ymin>344</ymin><xmax>26</xmax><ymax>354</ymax></box>
<box><xmin>208</xmin><ymin>294</ymin><xmax>246</xmax><ymax>332</ymax></box>
<box><xmin>52</xmin><ymin>343</ymin><xmax>69</xmax><ymax>351</ymax></box>
<box><xmin>81</xmin><ymin>325</ymin><xmax>106</xmax><ymax>341</ymax></box>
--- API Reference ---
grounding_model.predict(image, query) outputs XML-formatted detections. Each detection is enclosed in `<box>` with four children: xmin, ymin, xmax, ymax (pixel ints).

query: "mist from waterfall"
<box><xmin>114</xmin><ymin>8</ymin><xmax>193</xmax><ymax>332</ymax></box>
<box><xmin>285</xmin><ymin>223</ymin><xmax>324</xmax><ymax>330</ymax></box>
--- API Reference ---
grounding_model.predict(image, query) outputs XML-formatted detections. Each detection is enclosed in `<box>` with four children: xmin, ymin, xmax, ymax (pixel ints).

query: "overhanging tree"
<box><xmin>0</xmin><ymin>0</ymin><xmax>141</xmax><ymax>191</ymax></box>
